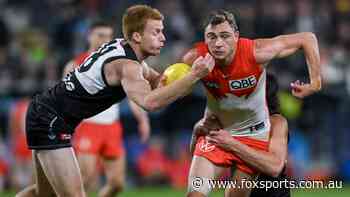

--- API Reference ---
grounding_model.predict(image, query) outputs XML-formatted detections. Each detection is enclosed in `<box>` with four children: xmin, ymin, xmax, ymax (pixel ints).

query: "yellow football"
<box><xmin>163</xmin><ymin>63</ymin><xmax>191</xmax><ymax>85</ymax></box>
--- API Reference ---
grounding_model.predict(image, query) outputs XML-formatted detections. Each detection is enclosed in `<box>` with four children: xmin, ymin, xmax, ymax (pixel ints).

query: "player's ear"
<box><xmin>132</xmin><ymin>32</ymin><xmax>142</xmax><ymax>43</ymax></box>
<box><xmin>233</xmin><ymin>31</ymin><xmax>239</xmax><ymax>42</ymax></box>
<box><xmin>87</xmin><ymin>30</ymin><xmax>93</xmax><ymax>43</ymax></box>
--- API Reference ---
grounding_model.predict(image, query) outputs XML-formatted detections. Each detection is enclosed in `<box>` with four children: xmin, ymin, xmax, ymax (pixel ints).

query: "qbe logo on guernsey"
<box><xmin>229</xmin><ymin>75</ymin><xmax>257</xmax><ymax>91</ymax></box>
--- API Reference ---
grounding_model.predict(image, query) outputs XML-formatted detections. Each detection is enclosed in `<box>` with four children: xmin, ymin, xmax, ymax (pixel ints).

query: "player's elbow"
<box><xmin>268</xmin><ymin>159</ymin><xmax>285</xmax><ymax>178</ymax></box>
<box><xmin>301</xmin><ymin>32</ymin><xmax>318</xmax><ymax>43</ymax></box>
<box><xmin>143</xmin><ymin>97</ymin><xmax>161</xmax><ymax>112</ymax></box>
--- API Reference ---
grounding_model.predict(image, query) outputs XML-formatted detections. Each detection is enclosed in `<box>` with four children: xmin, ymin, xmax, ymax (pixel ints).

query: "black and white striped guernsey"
<box><xmin>36</xmin><ymin>39</ymin><xmax>138</xmax><ymax>130</ymax></box>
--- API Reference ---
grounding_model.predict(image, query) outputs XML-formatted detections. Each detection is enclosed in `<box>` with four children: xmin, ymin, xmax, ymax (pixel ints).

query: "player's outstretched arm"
<box><xmin>62</xmin><ymin>60</ymin><xmax>75</xmax><ymax>77</ymax></box>
<box><xmin>254</xmin><ymin>32</ymin><xmax>321</xmax><ymax>98</ymax></box>
<box><xmin>207</xmin><ymin>114</ymin><xmax>288</xmax><ymax>177</ymax></box>
<box><xmin>128</xmin><ymin>99</ymin><xmax>151</xmax><ymax>143</ymax></box>
<box><xmin>121</xmin><ymin>55</ymin><xmax>214</xmax><ymax>111</ymax></box>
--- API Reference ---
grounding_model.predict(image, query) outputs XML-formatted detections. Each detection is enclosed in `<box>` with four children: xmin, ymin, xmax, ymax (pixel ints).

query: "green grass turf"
<box><xmin>2</xmin><ymin>186</ymin><xmax>349</xmax><ymax>197</ymax></box>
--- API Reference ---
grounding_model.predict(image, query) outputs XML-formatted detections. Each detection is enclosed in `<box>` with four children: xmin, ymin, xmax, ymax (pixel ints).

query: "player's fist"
<box><xmin>191</xmin><ymin>53</ymin><xmax>215</xmax><ymax>79</ymax></box>
<box><xmin>291</xmin><ymin>80</ymin><xmax>321</xmax><ymax>98</ymax></box>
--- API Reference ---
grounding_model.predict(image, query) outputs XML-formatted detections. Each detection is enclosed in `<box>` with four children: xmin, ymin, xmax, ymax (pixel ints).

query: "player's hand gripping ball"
<box><xmin>163</xmin><ymin>63</ymin><xmax>192</xmax><ymax>85</ymax></box>
<box><xmin>162</xmin><ymin>63</ymin><xmax>193</xmax><ymax>95</ymax></box>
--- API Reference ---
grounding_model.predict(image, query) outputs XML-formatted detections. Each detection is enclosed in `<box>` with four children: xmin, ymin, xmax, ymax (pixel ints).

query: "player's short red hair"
<box><xmin>122</xmin><ymin>5</ymin><xmax>164</xmax><ymax>40</ymax></box>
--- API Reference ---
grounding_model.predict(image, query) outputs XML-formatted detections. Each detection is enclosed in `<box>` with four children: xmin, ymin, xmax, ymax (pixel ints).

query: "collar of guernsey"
<box><xmin>195</xmin><ymin>38</ymin><xmax>271</xmax><ymax>141</ymax></box>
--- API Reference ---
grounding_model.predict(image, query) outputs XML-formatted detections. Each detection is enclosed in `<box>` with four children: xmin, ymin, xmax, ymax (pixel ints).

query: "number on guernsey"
<box><xmin>78</xmin><ymin>43</ymin><xmax>116</xmax><ymax>73</ymax></box>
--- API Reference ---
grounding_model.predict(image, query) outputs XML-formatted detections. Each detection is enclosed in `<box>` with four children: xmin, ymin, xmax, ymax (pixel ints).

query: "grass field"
<box><xmin>2</xmin><ymin>186</ymin><xmax>349</xmax><ymax>197</ymax></box>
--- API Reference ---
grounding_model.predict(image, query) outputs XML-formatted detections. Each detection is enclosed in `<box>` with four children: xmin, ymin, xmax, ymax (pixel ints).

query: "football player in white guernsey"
<box><xmin>17</xmin><ymin>5</ymin><xmax>214</xmax><ymax>197</ymax></box>
<box><xmin>184</xmin><ymin>10</ymin><xmax>321</xmax><ymax>197</ymax></box>
<box><xmin>63</xmin><ymin>21</ymin><xmax>151</xmax><ymax>197</ymax></box>
<box><xmin>192</xmin><ymin>73</ymin><xmax>291</xmax><ymax>197</ymax></box>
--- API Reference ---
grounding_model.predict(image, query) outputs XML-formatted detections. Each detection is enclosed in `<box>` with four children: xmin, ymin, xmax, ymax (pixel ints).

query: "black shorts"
<box><xmin>250</xmin><ymin>173</ymin><xmax>290</xmax><ymax>197</ymax></box>
<box><xmin>26</xmin><ymin>97</ymin><xmax>73</xmax><ymax>150</ymax></box>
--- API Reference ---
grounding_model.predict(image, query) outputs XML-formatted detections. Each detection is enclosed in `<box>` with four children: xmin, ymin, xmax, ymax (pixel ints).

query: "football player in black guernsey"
<box><xmin>17</xmin><ymin>5</ymin><xmax>215</xmax><ymax>197</ymax></box>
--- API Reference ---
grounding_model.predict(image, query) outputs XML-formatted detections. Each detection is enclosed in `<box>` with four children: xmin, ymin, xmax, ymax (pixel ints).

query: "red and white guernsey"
<box><xmin>196</xmin><ymin>38</ymin><xmax>270</xmax><ymax>140</ymax></box>
<box><xmin>73</xmin><ymin>52</ymin><xmax>120</xmax><ymax>124</ymax></box>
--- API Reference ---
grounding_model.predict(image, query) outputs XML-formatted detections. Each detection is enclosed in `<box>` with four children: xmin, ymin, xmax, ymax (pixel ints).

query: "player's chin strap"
<box><xmin>187</xmin><ymin>176</ymin><xmax>213</xmax><ymax>197</ymax></box>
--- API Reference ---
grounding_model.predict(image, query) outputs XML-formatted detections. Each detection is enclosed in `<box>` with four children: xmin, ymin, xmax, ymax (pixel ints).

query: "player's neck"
<box><xmin>87</xmin><ymin>48</ymin><xmax>95</xmax><ymax>53</ymax></box>
<box><xmin>128</xmin><ymin>41</ymin><xmax>147</xmax><ymax>61</ymax></box>
<box><xmin>88</xmin><ymin>45</ymin><xmax>98</xmax><ymax>53</ymax></box>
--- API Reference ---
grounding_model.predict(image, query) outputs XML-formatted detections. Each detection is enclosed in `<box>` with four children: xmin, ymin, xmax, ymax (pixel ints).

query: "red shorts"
<box><xmin>0</xmin><ymin>159</ymin><xmax>8</xmax><ymax>176</ymax></box>
<box><xmin>194</xmin><ymin>136</ymin><xmax>269</xmax><ymax>175</ymax></box>
<box><xmin>73</xmin><ymin>121</ymin><xmax>124</xmax><ymax>158</ymax></box>
<box><xmin>13</xmin><ymin>133</ymin><xmax>32</xmax><ymax>161</ymax></box>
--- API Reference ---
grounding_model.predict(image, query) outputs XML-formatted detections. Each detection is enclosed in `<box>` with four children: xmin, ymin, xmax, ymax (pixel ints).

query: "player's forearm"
<box><xmin>193</xmin><ymin>119</ymin><xmax>204</xmax><ymax>134</ymax></box>
<box><xmin>228</xmin><ymin>140</ymin><xmax>284</xmax><ymax>177</ymax></box>
<box><xmin>190</xmin><ymin>133</ymin><xmax>197</xmax><ymax>155</ymax></box>
<box><xmin>302</xmin><ymin>32</ymin><xmax>322</xmax><ymax>90</ymax></box>
<box><xmin>129</xmin><ymin>100</ymin><xmax>149</xmax><ymax>123</ymax></box>
<box><xmin>143</xmin><ymin>72</ymin><xmax>199</xmax><ymax>111</ymax></box>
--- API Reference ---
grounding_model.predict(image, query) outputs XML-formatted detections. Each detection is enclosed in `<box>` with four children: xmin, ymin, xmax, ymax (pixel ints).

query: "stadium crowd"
<box><xmin>0</xmin><ymin>0</ymin><xmax>349</xmax><ymax>191</ymax></box>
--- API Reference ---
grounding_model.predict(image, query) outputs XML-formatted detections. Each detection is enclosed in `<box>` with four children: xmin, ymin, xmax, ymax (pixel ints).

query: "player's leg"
<box><xmin>98</xmin><ymin>121</ymin><xmax>125</xmax><ymax>197</ymax></box>
<box><xmin>73</xmin><ymin>121</ymin><xmax>102</xmax><ymax>191</ymax></box>
<box><xmin>98</xmin><ymin>155</ymin><xmax>126</xmax><ymax>197</ymax></box>
<box><xmin>225</xmin><ymin>169</ymin><xmax>258</xmax><ymax>197</ymax></box>
<box><xmin>187</xmin><ymin>155</ymin><xmax>227</xmax><ymax>197</ymax></box>
<box><xmin>11</xmin><ymin>136</ymin><xmax>33</xmax><ymax>190</ymax></box>
<box><xmin>11</xmin><ymin>158</ymin><xmax>33</xmax><ymax>190</ymax></box>
<box><xmin>36</xmin><ymin>147</ymin><xmax>86</xmax><ymax>197</ymax></box>
<box><xmin>223</xmin><ymin>136</ymin><xmax>269</xmax><ymax>197</ymax></box>
<box><xmin>76</xmin><ymin>154</ymin><xmax>99</xmax><ymax>191</ymax></box>
<box><xmin>16</xmin><ymin>151</ymin><xmax>55</xmax><ymax>197</ymax></box>
<box><xmin>21</xmin><ymin>99</ymin><xmax>86</xmax><ymax>196</ymax></box>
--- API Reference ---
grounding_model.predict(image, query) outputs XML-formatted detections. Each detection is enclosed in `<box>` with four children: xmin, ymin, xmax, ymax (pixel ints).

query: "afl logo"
<box><xmin>229</xmin><ymin>76</ymin><xmax>257</xmax><ymax>91</ymax></box>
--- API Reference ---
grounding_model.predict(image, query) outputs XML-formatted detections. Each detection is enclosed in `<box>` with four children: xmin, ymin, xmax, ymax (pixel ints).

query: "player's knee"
<box><xmin>80</xmin><ymin>169</ymin><xmax>96</xmax><ymax>189</ymax></box>
<box><xmin>187</xmin><ymin>191</ymin><xmax>207</xmax><ymax>197</ymax></box>
<box><xmin>38</xmin><ymin>188</ymin><xmax>56</xmax><ymax>197</ymax></box>
<box><xmin>225</xmin><ymin>187</ymin><xmax>251</xmax><ymax>197</ymax></box>
<box><xmin>16</xmin><ymin>184</ymin><xmax>56</xmax><ymax>197</ymax></box>
<box><xmin>108</xmin><ymin>176</ymin><xmax>125</xmax><ymax>193</ymax></box>
<box><xmin>59</xmin><ymin>189</ymin><xmax>84</xmax><ymax>197</ymax></box>
<box><xmin>187</xmin><ymin>177</ymin><xmax>211</xmax><ymax>197</ymax></box>
<box><xmin>82</xmin><ymin>176</ymin><xmax>94</xmax><ymax>189</ymax></box>
<box><xmin>57</xmin><ymin>183</ymin><xmax>85</xmax><ymax>197</ymax></box>
<box><xmin>15</xmin><ymin>184</ymin><xmax>36</xmax><ymax>197</ymax></box>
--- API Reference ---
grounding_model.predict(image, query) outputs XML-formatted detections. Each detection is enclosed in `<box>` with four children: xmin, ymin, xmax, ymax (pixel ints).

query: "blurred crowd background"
<box><xmin>0</xmin><ymin>0</ymin><xmax>349</xmax><ymax>191</ymax></box>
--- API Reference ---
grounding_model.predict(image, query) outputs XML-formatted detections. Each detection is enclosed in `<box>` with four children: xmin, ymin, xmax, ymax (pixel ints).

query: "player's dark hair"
<box><xmin>89</xmin><ymin>20</ymin><xmax>113</xmax><ymax>31</ymax></box>
<box><xmin>205</xmin><ymin>10</ymin><xmax>238</xmax><ymax>31</ymax></box>
<box><xmin>266</xmin><ymin>73</ymin><xmax>280</xmax><ymax>115</ymax></box>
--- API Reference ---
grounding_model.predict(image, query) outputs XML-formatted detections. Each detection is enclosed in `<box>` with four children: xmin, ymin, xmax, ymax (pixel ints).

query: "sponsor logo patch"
<box><xmin>229</xmin><ymin>75</ymin><xmax>257</xmax><ymax>91</ymax></box>
<box><xmin>60</xmin><ymin>133</ymin><xmax>72</xmax><ymax>140</ymax></box>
